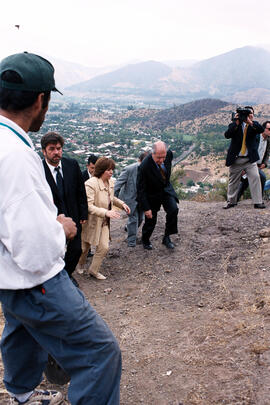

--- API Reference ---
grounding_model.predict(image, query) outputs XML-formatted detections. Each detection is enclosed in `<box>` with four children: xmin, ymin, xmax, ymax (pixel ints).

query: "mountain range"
<box><xmin>52</xmin><ymin>45</ymin><xmax>270</xmax><ymax>105</ymax></box>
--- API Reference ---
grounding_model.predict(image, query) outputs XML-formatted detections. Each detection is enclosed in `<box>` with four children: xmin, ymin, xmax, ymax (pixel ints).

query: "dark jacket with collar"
<box><xmin>82</xmin><ymin>169</ymin><xmax>90</xmax><ymax>182</ymax></box>
<box><xmin>136</xmin><ymin>149</ymin><xmax>178</xmax><ymax>212</ymax></box>
<box><xmin>43</xmin><ymin>157</ymin><xmax>88</xmax><ymax>226</ymax></box>
<box><xmin>224</xmin><ymin>121</ymin><xmax>264</xmax><ymax>167</ymax></box>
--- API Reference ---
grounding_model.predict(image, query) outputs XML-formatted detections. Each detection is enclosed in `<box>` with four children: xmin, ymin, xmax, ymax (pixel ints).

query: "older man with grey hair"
<box><xmin>137</xmin><ymin>141</ymin><xmax>179</xmax><ymax>250</ymax></box>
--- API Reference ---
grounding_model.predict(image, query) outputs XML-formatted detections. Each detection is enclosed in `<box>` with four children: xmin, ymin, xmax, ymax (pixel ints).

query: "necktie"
<box><xmin>55</xmin><ymin>166</ymin><xmax>65</xmax><ymax>200</ymax></box>
<box><xmin>158</xmin><ymin>164</ymin><xmax>166</xmax><ymax>182</ymax></box>
<box><xmin>240</xmin><ymin>124</ymin><xmax>249</xmax><ymax>155</ymax></box>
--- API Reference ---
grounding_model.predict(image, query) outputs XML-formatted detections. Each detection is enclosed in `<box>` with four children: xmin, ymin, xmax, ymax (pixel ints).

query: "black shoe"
<box><xmin>162</xmin><ymin>235</ymin><xmax>175</xmax><ymax>249</ymax></box>
<box><xmin>143</xmin><ymin>241</ymin><xmax>153</xmax><ymax>250</ymax></box>
<box><xmin>254</xmin><ymin>203</ymin><xmax>266</xmax><ymax>209</ymax></box>
<box><xmin>70</xmin><ymin>275</ymin><xmax>79</xmax><ymax>287</ymax></box>
<box><xmin>87</xmin><ymin>250</ymin><xmax>93</xmax><ymax>258</ymax></box>
<box><xmin>223</xmin><ymin>202</ymin><xmax>237</xmax><ymax>209</ymax></box>
<box><xmin>44</xmin><ymin>354</ymin><xmax>70</xmax><ymax>385</ymax></box>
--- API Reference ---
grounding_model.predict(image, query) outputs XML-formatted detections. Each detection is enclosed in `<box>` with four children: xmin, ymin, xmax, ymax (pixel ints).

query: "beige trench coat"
<box><xmin>81</xmin><ymin>176</ymin><xmax>125</xmax><ymax>246</ymax></box>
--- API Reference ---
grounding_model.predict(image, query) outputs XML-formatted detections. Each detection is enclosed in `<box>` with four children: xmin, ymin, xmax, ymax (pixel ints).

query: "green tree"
<box><xmin>186</xmin><ymin>179</ymin><xmax>195</xmax><ymax>187</ymax></box>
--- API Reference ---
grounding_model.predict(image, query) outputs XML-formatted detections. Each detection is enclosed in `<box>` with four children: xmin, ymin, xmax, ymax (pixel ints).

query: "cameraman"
<box><xmin>224</xmin><ymin>106</ymin><xmax>265</xmax><ymax>209</ymax></box>
<box><xmin>237</xmin><ymin>120</ymin><xmax>270</xmax><ymax>201</ymax></box>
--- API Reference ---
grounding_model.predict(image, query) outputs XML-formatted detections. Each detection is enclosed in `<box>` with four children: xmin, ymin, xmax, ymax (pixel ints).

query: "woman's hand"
<box><xmin>122</xmin><ymin>203</ymin><xmax>131</xmax><ymax>215</ymax></box>
<box><xmin>105</xmin><ymin>210</ymin><xmax>121</xmax><ymax>219</ymax></box>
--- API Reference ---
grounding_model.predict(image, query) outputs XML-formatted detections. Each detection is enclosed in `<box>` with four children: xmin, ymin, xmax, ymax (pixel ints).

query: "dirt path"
<box><xmin>1</xmin><ymin>200</ymin><xmax>270</xmax><ymax>404</ymax></box>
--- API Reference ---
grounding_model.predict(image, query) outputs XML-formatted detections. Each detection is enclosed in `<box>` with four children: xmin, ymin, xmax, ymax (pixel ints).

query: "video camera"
<box><xmin>231</xmin><ymin>106</ymin><xmax>253</xmax><ymax>123</ymax></box>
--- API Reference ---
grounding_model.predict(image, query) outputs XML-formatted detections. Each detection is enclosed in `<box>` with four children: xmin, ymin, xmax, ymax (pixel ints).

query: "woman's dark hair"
<box><xmin>94</xmin><ymin>157</ymin><xmax>115</xmax><ymax>178</ymax></box>
<box><xmin>0</xmin><ymin>70</ymin><xmax>50</xmax><ymax>111</ymax></box>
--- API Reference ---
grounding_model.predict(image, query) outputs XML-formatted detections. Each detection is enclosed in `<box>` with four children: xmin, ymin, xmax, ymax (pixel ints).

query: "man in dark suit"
<box><xmin>137</xmin><ymin>141</ymin><xmax>179</xmax><ymax>250</ymax></box>
<box><xmin>82</xmin><ymin>154</ymin><xmax>98</xmax><ymax>182</ymax></box>
<box><xmin>41</xmin><ymin>132</ymin><xmax>88</xmax><ymax>286</ymax></box>
<box><xmin>237</xmin><ymin>120</ymin><xmax>270</xmax><ymax>201</ymax></box>
<box><xmin>224</xmin><ymin>106</ymin><xmax>265</xmax><ymax>209</ymax></box>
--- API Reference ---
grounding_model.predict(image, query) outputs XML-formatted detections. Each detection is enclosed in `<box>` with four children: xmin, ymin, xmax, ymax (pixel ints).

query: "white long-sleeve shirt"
<box><xmin>0</xmin><ymin>115</ymin><xmax>65</xmax><ymax>289</ymax></box>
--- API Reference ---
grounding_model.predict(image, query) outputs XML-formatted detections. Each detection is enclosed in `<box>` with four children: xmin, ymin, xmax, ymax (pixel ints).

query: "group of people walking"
<box><xmin>0</xmin><ymin>50</ymin><xmax>180</xmax><ymax>405</ymax></box>
<box><xmin>77</xmin><ymin>141</ymin><xmax>179</xmax><ymax>281</ymax></box>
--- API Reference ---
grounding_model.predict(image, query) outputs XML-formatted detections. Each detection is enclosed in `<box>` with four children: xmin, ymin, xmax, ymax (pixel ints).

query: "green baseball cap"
<box><xmin>0</xmin><ymin>52</ymin><xmax>62</xmax><ymax>94</ymax></box>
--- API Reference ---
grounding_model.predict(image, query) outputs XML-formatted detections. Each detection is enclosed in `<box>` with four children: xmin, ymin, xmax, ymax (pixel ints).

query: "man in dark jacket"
<box><xmin>41</xmin><ymin>132</ymin><xmax>88</xmax><ymax>286</ymax></box>
<box><xmin>237</xmin><ymin>120</ymin><xmax>270</xmax><ymax>201</ymax></box>
<box><xmin>82</xmin><ymin>154</ymin><xmax>98</xmax><ymax>182</ymax></box>
<box><xmin>137</xmin><ymin>141</ymin><xmax>179</xmax><ymax>250</ymax></box>
<box><xmin>224</xmin><ymin>106</ymin><xmax>265</xmax><ymax>209</ymax></box>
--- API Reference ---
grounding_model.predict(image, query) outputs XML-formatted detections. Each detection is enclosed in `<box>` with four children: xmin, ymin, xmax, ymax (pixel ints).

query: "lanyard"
<box><xmin>0</xmin><ymin>122</ymin><xmax>31</xmax><ymax>148</ymax></box>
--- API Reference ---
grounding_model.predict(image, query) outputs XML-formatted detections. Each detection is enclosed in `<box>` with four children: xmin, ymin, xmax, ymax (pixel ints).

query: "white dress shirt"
<box><xmin>46</xmin><ymin>160</ymin><xmax>63</xmax><ymax>183</ymax></box>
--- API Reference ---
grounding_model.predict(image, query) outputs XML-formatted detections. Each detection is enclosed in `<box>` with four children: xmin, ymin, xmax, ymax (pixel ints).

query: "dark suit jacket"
<box><xmin>82</xmin><ymin>169</ymin><xmax>90</xmax><ymax>182</ymax></box>
<box><xmin>224</xmin><ymin>121</ymin><xmax>264</xmax><ymax>167</ymax></box>
<box><xmin>43</xmin><ymin>157</ymin><xmax>88</xmax><ymax>226</ymax></box>
<box><xmin>136</xmin><ymin>150</ymin><xmax>179</xmax><ymax>212</ymax></box>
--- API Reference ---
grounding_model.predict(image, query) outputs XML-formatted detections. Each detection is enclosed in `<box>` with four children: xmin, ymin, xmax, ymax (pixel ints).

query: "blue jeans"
<box><xmin>0</xmin><ymin>270</ymin><xmax>121</xmax><ymax>405</ymax></box>
<box><xmin>264</xmin><ymin>179</ymin><xmax>270</xmax><ymax>191</ymax></box>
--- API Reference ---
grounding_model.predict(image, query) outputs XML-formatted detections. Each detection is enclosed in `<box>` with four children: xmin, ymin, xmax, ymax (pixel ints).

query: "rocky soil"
<box><xmin>1</xmin><ymin>200</ymin><xmax>270</xmax><ymax>404</ymax></box>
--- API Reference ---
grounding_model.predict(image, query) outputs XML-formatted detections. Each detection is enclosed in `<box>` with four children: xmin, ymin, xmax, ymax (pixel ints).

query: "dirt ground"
<box><xmin>1</xmin><ymin>200</ymin><xmax>270</xmax><ymax>404</ymax></box>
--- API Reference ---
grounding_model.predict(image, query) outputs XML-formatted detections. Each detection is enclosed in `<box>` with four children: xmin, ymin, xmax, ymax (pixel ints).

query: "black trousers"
<box><xmin>237</xmin><ymin>168</ymin><xmax>266</xmax><ymax>201</ymax></box>
<box><xmin>142</xmin><ymin>194</ymin><xmax>178</xmax><ymax>243</ymax></box>
<box><xmin>64</xmin><ymin>231</ymin><xmax>82</xmax><ymax>276</ymax></box>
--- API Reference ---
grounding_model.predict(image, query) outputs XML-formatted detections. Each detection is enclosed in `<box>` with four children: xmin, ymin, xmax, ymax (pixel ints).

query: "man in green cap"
<box><xmin>0</xmin><ymin>52</ymin><xmax>121</xmax><ymax>405</ymax></box>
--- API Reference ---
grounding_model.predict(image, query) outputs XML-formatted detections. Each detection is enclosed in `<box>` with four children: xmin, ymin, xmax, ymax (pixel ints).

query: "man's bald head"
<box><xmin>152</xmin><ymin>141</ymin><xmax>167</xmax><ymax>165</ymax></box>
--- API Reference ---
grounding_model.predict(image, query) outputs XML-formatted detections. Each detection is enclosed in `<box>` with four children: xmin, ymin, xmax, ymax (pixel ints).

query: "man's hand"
<box><xmin>259</xmin><ymin>164</ymin><xmax>266</xmax><ymax>169</ymax></box>
<box><xmin>245</xmin><ymin>113</ymin><xmax>253</xmax><ymax>126</ymax></box>
<box><xmin>122</xmin><ymin>203</ymin><xmax>131</xmax><ymax>215</ymax></box>
<box><xmin>57</xmin><ymin>214</ymin><xmax>77</xmax><ymax>240</ymax></box>
<box><xmin>144</xmin><ymin>210</ymin><xmax>152</xmax><ymax>219</ymax></box>
<box><xmin>234</xmin><ymin>113</ymin><xmax>240</xmax><ymax>126</ymax></box>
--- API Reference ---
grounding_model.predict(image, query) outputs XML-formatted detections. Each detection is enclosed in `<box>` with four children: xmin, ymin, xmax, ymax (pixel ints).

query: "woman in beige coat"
<box><xmin>79</xmin><ymin>157</ymin><xmax>130</xmax><ymax>280</ymax></box>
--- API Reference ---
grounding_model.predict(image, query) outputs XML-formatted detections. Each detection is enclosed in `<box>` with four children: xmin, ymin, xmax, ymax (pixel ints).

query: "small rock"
<box><xmin>259</xmin><ymin>228</ymin><xmax>270</xmax><ymax>238</ymax></box>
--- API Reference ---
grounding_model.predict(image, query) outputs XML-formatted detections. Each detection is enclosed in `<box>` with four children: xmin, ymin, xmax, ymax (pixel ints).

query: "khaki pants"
<box><xmin>227</xmin><ymin>157</ymin><xmax>262</xmax><ymax>204</ymax></box>
<box><xmin>78</xmin><ymin>240</ymin><xmax>91</xmax><ymax>267</ymax></box>
<box><xmin>89</xmin><ymin>225</ymin><xmax>109</xmax><ymax>275</ymax></box>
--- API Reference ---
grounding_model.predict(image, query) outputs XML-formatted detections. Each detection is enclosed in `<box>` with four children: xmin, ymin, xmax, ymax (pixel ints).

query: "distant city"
<box><xmin>34</xmin><ymin>101</ymin><xmax>160</xmax><ymax>176</ymax></box>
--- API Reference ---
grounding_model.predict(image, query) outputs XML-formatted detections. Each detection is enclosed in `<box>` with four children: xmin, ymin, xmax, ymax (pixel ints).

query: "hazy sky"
<box><xmin>1</xmin><ymin>0</ymin><xmax>269</xmax><ymax>67</ymax></box>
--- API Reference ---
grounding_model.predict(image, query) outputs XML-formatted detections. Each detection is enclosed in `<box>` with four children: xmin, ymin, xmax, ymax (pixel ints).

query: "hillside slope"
<box><xmin>2</xmin><ymin>201</ymin><xmax>270</xmax><ymax>404</ymax></box>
